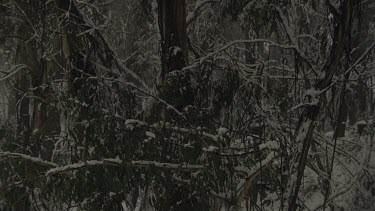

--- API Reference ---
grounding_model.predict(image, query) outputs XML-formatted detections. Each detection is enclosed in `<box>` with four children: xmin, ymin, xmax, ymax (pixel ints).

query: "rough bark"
<box><xmin>157</xmin><ymin>0</ymin><xmax>188</xmax><ymax>81</ymax></box>
<box><xmin>155</xmin><ymin>1</ymin><xmax>206</xmax><ymax>210</ymax></box>
<box><xmin>157</xmin><ymin>0</ymin><xmax>193</xmax><ymax>114</ymax></box>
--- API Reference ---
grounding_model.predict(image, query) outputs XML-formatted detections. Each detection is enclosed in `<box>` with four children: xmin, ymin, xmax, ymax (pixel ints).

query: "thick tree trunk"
<box><xmin>155</xmin><ymin>1</ymin><xmax>206</xmax><ymax>210</ymax></box>
<box><xmin>157</xmin><ymin>0</ymin><xmax>188</xmax><ymax>80</ymax></box>
<box><xmin>157</xmin><ymin>0</ymin><xmax>193</xmax><ymax>114</ymax></box>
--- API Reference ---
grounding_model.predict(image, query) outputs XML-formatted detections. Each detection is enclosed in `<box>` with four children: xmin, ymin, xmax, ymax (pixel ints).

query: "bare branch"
<box><xmin>0</xmin><ymin>64</ymin><xmax>29</xmax><ymax>82</ymax></box>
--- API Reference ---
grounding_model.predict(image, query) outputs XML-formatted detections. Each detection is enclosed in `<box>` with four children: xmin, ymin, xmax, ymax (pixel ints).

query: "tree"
<box><xmin>0</xmin><ymin>0</ymin><xmax>374</xmax><ymax>210</ymax></box>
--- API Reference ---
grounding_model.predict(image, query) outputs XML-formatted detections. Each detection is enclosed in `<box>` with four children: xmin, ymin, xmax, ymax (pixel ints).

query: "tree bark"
<box><xmin>157</xmin><ymin>0</ymin><xmax>188</xmax><ymax>81</ymax></box>
<box><xmin>157</xmin><ymin>0</ymin><xmax>193</xmax><ymax>114</ymax></box>
<box><xmin>155</xmin><ymin>1</ymin><xmax>206</xmax><ymax>210</ymax></box>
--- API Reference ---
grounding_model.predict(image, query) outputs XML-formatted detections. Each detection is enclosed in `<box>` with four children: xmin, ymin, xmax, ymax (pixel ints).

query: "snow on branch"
<box><xmin>130</xmin><ymin>160</ymin><xmax>204</xmax><ymax>171</ymax></box>
<box><xmin>164</xmin><ymin>122</ymin><xmax>220</xmax><ymax>142</ymax></box>
<box><xmin>45</xmin><ymin>155</ymin><xmax>259</xmax><ymax>177</ymax></box>
<box><xmin>0</xmin><ymin>151</ymin><xmax>58</xmax><ymax>168</ymax></box>
<box><xmin>234</xmin><ymin>152</ymin><xmax>276</xmax><ymax>208</ymax></box>
<box><xmin>46</xmin><ymin>160</ymin><xmax>106</xmax><ymax>176</ymax></box>
<box><xmin>45</xmin><ymin>158</ymin><xmax>205</xmax><ymax>176</ymax></box>
<box><xmin>289</xmin><ymin>88</ymin><xmax>321</xmax><ymax>112</ymax></box>
<box><xmin>124</xmin><ymin>119</ymin><xmax>220</xmax><ymax>142</ymax></box>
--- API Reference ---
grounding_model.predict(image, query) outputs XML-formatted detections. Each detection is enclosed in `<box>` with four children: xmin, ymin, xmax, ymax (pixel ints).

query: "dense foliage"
<box><xmin>0</xmin><ymin>0</ymin><xmax>374</xmax><ymax>210</ymax></box>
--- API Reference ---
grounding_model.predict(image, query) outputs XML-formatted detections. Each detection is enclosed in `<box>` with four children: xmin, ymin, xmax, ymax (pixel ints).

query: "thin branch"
<box><xmin>178</xmin><ymin>39</ymin><xmax>297</xmax><ymax>74</ymax></box>
<box><xmin>0</xmin><ymin>64</ymin><xmax>30</xmax><ymax>82</ymax></box>
<box><xmin>321</xmin><ymin>43</ymin><xmax>375</xmax><ymax>94</ymax></box>
<box><xmin>45</xmin><ymin>158</ymin><xmax>205</xmax><ymax>176</ymax></box>
<box><xmin>234</xmin><ymin>152</ymin><xmax>276</xmax><ymax>209</ymax></box>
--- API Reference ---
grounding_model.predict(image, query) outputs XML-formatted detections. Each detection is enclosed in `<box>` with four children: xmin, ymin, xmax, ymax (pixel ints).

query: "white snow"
<box><xmin>145</xmin><ymin>131</ymin><xmax>156</xmax><ymax>138</ymax></box>
<box><xmin>217</xmin><ymin>127</ymin><xmax>228</xmax><ymax>136</ymax></box>
<box><xmin>171</xmin><ymin>46</ymin><xmax>181</xmax><ymax>56</ymax></box>
<box><xmin>0</xmin><ymin>151</ymin><xmax>57</xmax><ymax>167</ymax></box>
<box><xmin>203</xmin><ymin>145</ymin><xmax>218</xmax><ymax>152</ymax></box>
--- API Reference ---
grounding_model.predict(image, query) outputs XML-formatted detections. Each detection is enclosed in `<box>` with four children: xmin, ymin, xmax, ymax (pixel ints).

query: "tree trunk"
<box><xmin>155</xmin><ymin>1</ymin><xmax>206</xmax><ymax>210</ymax></box>
<box><xmin>13</xmin><ymin>8</ymin><xmax>42</xmax><ymax>211</ymax></box>
<box><xmin>157</xmin><ymin>0</ymin><xmax>188</xmax><ymax>80</ymax></box>
<box><xmin>287</xmin><ymin>1</ymin><xmax>356</xmax><ymax>210</ymax></box>
<box><xmin>157</xmin><ymin>0</ymin><xmax>193</xmax><ymax>114</ymax></box>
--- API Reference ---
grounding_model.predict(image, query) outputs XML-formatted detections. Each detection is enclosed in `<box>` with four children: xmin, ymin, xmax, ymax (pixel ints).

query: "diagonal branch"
<box><xmin>0</xmin><ymin>64</ymin><xmax>30</xmax><ymax>82</ymax></box>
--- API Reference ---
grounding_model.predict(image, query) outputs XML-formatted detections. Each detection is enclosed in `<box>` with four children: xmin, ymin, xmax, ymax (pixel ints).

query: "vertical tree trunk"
<box><xmin>157</xmin><ymin>0</ymin><xmax>193</xmax><ymax>114</ymax></box>
<box><xmin>155</xmin><ymin>1</ymin><xmax>206</xmax><ymax>210</ymax></box>
<box><xmin>13</xmin><ymin>9</ymin><xmax>42</xmax><ymax>211</ymax></box>
<box><xmin>157</xmin><ymin>0</ymin><xmax>188</xmax><ymax>81</ymax></box>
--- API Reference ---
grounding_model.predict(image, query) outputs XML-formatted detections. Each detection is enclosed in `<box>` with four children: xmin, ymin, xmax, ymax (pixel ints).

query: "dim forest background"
<box><xmin>0</xmin><ymin>0</ymin><xmax>375</xmax><ymax>210</ymax></box>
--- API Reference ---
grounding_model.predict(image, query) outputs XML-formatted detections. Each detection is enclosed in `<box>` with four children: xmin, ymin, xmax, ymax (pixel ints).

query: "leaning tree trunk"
<box><xmin>287</xmin><ymin>1</ymin><xmax>356</xmax><ymax>210</ymax></box>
